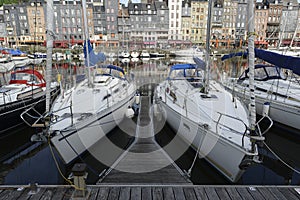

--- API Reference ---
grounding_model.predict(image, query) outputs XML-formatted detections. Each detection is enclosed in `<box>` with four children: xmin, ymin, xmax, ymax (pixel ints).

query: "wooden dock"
<box><xmin>97</xmin><ymin>96</ymin><xmax>191</xmax><ymax>185</ymax></box>
<box><xmin>0</xmin><ymin>185</ymin><xmax>299</xmax><ymax>200</ymax></box>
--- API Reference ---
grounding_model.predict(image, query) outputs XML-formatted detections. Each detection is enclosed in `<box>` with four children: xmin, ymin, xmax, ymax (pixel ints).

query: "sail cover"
<box><xmin>221</xmin><ymin>48</ymin><xmax>300</xmax><ymax>76</ymax></box>
<box><xmin>83</xmin><ymin>40</ymin><xmax>106</xmax><ymax>66</ymax></box>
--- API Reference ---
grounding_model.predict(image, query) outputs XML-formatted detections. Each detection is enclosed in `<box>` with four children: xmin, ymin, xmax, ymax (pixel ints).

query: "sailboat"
<box><xmin>23</xmin><ymin>0</ymin><xmax>136</xmax><ymax>164</ymax></box>
<box><xmin>222</xmin><ymin>49</ymin><xmax>300</xmax><ymax>131</ymax></box>
<box><xmin>154</xmin><ymin>1</ymin><xmax>268</xmax><ymax>182</ymax></box>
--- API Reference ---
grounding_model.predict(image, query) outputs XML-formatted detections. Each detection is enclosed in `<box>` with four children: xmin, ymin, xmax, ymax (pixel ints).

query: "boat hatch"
<box><xmin>94</xmin><ymin>76</ymin><xmax>111</xmax><ymax>84</ymax></box>
<box><xmin>200</xmin><ymin>94</ymin><xmax>218</xmax><ymax>100</ymax></box>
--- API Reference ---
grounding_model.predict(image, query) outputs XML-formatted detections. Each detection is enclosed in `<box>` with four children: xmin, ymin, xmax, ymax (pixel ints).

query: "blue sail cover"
<box><xmin>254</xmin><ymin>49</ymin><xmax>300</xmax><ymax>76</ymax></box>
<box><xmin>221</xmin><ymin>48</ymin><xmax>300</xmax><ymax>76</ymax></box>
<box><xmin>83</xmin><ymin>40</ymin><xmax>106</xmax><ymax>66</ymax></box>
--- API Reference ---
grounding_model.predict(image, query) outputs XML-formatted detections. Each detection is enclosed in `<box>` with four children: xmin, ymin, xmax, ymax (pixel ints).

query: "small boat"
<box><xmin>149</xmin><ymin>52</ymin><xmax>165</xmax><ymax>58</ymax></box>
<box><xmin>28</xmin><ymin>52</ymin><xmax>47</xmax><ymax>60</ymax></box>
<box><xmin>130</xmin><ymin>50</ymin><xmax>140</xmax><ymax>58</ymax></box>
<box><xmin>222</xmin><ymin>49</ymin><xmax>300</xmax><ymax>131</ymax></box>
<box><xmin>171</xmin><ymin>46</ymin><xmax>204</xmax><ymax>57</ymax></box>
<box><xmin>140</xmin><ymin>50</ymin><xmax>150</xmax><ymax>58</ymax></box>
<box><xmin>0</xmin><ymin>68</ymin><xmax>59</xmax><ymax>134</ymax></box>
<box><xmin>119</xmin><ymin>50</ymin><xmax>130</xmax><ymax>58</ymax></box>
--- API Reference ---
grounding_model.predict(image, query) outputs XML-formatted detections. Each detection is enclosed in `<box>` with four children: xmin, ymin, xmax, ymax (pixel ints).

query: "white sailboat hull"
<box><xmin>51</xmin><ymin>94</ymin><xmax>134</xmax><ymax>164</ymax></box>
<box><xmin>234</xmin><ymin>90</ymin><xmax>300</xmax><ymax>131</ymax></box>
<box><xmin>159</xmin><ymin>101</ymin><xmax>250</xmax><ymax>182</ymax></box>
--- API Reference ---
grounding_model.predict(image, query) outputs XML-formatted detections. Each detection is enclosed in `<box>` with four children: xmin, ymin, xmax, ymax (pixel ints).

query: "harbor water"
<box><xmin>0</xmin><ymin>57</ymin><xmax>299</xmax><ymax>185</ymax></box>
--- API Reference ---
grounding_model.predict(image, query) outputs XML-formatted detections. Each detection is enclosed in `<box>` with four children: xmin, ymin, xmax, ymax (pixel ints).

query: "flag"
<box><xmin>83</xmin><ymin>40</ymin><xmax>106</xmax><ymax>66</ymax></box>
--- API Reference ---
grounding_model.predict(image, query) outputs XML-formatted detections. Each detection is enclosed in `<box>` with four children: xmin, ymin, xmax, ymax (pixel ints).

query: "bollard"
<box><xmin>71</xmin><ymin>163</ymin><xmax>90</xmax><ymax>200</ymax></box>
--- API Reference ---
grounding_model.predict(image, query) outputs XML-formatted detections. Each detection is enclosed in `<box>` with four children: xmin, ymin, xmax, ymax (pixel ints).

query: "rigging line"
<box><xmin>185</xmin><ymin>125</ymin><xmax>207</xmax><ymax>177</ymax></box>
<box><xmin>263</xmin><ymin>141</ymin><xmax>300</xmax><ymax>175</ymax></box>
<box><xmin>47</xmin><ymin>135</ymin><xmax>85</xmax><ymax>190</ymax></box>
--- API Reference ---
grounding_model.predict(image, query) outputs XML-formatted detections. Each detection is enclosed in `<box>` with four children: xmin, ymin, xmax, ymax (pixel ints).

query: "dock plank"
<box><xmin>204</xmin><ymin>187</ymin><xmax>220</xmax><ymax>200</ymax></box>
<box><xmin>152</xmin><ymin>187</ymin><xmax>163</xmax><ymax>200</ymax></box>
<box><xmin>225</xmin><ymin>187</ymin><xmax>242</xmax><ymax>200</ymax></box>
<box><xmin>246</xmin><ymin>187</ymin><xmax>265</xmax><ymax>200</ymax></box>
<box><xmin>0</xmin><ymin>188</ymin><xmax>24</xmax><ymax>200</ymax></box>
<box><xmin>107</xmin><ymin>187</ymin><xmax>120</xmax><ymax>200</ymax></box>
<box><xmin>267</xmin><ymin>187</ymin><xmax>288</xmax><ymax>200</ymax></box>
<box><xmin>183</xmin><ymin>187</ymin><xmax>197</xmax><ymax>200</ymax></box>
<box><xmin>278</xmin><ymin>187</ymin><xmax>299</xmax><ymax>200</ymax></box>
<box><xmin>236</xmin><ymin>187</ymin><xmax>255</xmax><ymax>200</ymax></box>
<box><xmin>99</xmin><ymin>96</ymin><xmax>191</xmax><ymax>185</ymax></box>
<box><xmin>172</xmin><ymin>187</ymin><xmax>185</xmax><ymax>200</ymax></box>
<box><xmin>97</xmin><ymin>187</ymin><xmax>110</xmax><ymax>200</ymax></box>
<box><xmin>119</xmin><ymin>187</ymin><xmax>130</xmax><ymax>200</ymax></box>
<box><xmin>163</xmin><ymin>187</ymin><xmax>175</xmax><ymax>200</ymax></box>
<box><xmin>194</xmin><ymin>187</ymin><xmax>208</xmax><ymax>200</ymax></box>
<box><xmin>51</xmin><ymin>187</ymin><xmax>66</xmax><ymax>200</ymax></box>
<box><xmin>39</xmin><ymin>188</ymin><xmax>56</xmax><ymax>200</ymax></box>
<box><xmin>215</xmin><ymin>187</ymin><xmax>231</xmax><ymax>200</ymax></box>
<box><xmin>256</xmin><ymin>187</ymin><xmax>278</xmax><ymax>200</ymax></box>
<box><xmin>289</xmin><ymin>188</ymin><xmax>300</xmax><ymax>199</ymax></box>
<box><xmin>131</xmin><ymin>187</ymin><xmax>142</xmax><ymax>200</ymax></box>
<box><xmin>88</xmin><ymin>187</ymin><xmax>99</xmax><ymax>200</ymax></box>
<box><xmin>141</xmin><ymin>187</ymin><xmax>152</xmax><ymax>200</ymax></box>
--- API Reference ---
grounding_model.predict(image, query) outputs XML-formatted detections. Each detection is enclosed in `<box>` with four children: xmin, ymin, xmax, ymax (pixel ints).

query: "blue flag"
<box><xmin>83</xmin><ymin>40</ymin><xmax>106</xmax><ymax>66</ymax></box>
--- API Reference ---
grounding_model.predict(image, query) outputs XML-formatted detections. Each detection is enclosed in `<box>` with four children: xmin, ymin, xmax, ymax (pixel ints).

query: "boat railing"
<box><xmin>20</xmin><ymin>87</ymin><xmax>61</xmax><ymax>128</ymax></box>
<box><xmin>215</xmin><ymin>112</ymin><xmax>249</xmax><ymax>147</ymax></box>
<box><xmin>21</xmin><ymin>103</ymin><xmax>73</xmax><ymax>129</ymax></box>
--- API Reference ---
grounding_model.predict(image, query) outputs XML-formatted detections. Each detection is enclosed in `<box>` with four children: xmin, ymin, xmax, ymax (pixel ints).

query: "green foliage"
<box><xmin>0</xmin><ymin>0</ymin><xmax>29</xmax><ymax>6</ymax></box>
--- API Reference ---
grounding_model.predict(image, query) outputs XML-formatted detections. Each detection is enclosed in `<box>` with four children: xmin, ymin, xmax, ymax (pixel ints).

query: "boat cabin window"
<box><xmin>96</xmin><ymin>67</ymin><xmax>125</xmax><ymax>79</ymax></box>
<box><xmin>11</xmin><ymin>73</ymin><xmax>40</xmax><ymax>83</ymax></box>
<box><xmin>169</xmin><ymin>68</ymin><xmax>201</xmax><ymax>79</ymax></box>
<box><xmin>239</xmin><ymin>66</ymin><xmax>286</xmax><ymax>81</ymax></box>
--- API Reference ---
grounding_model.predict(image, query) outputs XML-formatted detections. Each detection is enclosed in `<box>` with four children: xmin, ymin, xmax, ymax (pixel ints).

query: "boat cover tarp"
<box><xmin>83</xmin><ymin>40</ymin><xmax>106</xmax><ymax>66</ymax></box>
<box><xmin>221</xmin><ymin>48</ymin><xmax>300</xmax><ymax>76</ymax></box>
<box><xmin>193</xmin><ymin>56</ymin><xmax>206</xmax><ymax>70</ymax></box>
<box><xmin>2</xmin><ymin>49</ymin><xmax>27</xmax><ymax>56</ymax></box>
<box><xmin>170</xmin><ymin>63</ymin><xmax>197</xmax><ymax>70</ymax></box>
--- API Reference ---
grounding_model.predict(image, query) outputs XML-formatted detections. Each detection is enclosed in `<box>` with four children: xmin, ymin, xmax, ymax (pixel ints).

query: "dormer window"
<box><xmin>134</xmin><ymin>5</ymin><xmax>138</xmax><ymax>9</ymax></box>
<box><xmin>147</xmin><ymin>4</ymin><xmax>151</xmax><ymax>9</ymax></box>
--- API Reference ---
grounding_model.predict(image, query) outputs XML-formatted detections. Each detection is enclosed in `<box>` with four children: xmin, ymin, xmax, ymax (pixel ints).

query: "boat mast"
<box><xmin>247</xmin><ymin>0</ymin><xmax>256</xmax><ymax>135</ymax></box>
<box><xmin>204</xmin><ymin>0</ymin><xmax>212</xmax><ymax>94</ymax></box>
<box><xmin>45</xmin><ymin>0</ymin><xmax>54</xmax><ymax>112</ymax></box>
<box><xmin>82</xmin><ymin>0</ymin><xmax>91</xmax><ymax>86</ymax></box>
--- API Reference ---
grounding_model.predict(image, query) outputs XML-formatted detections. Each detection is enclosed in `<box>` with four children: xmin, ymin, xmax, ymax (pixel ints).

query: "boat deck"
<box><xmin>97</xmin><ymin>96</ymin><xmax>191</xmax><ymax>185</ymax></box>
